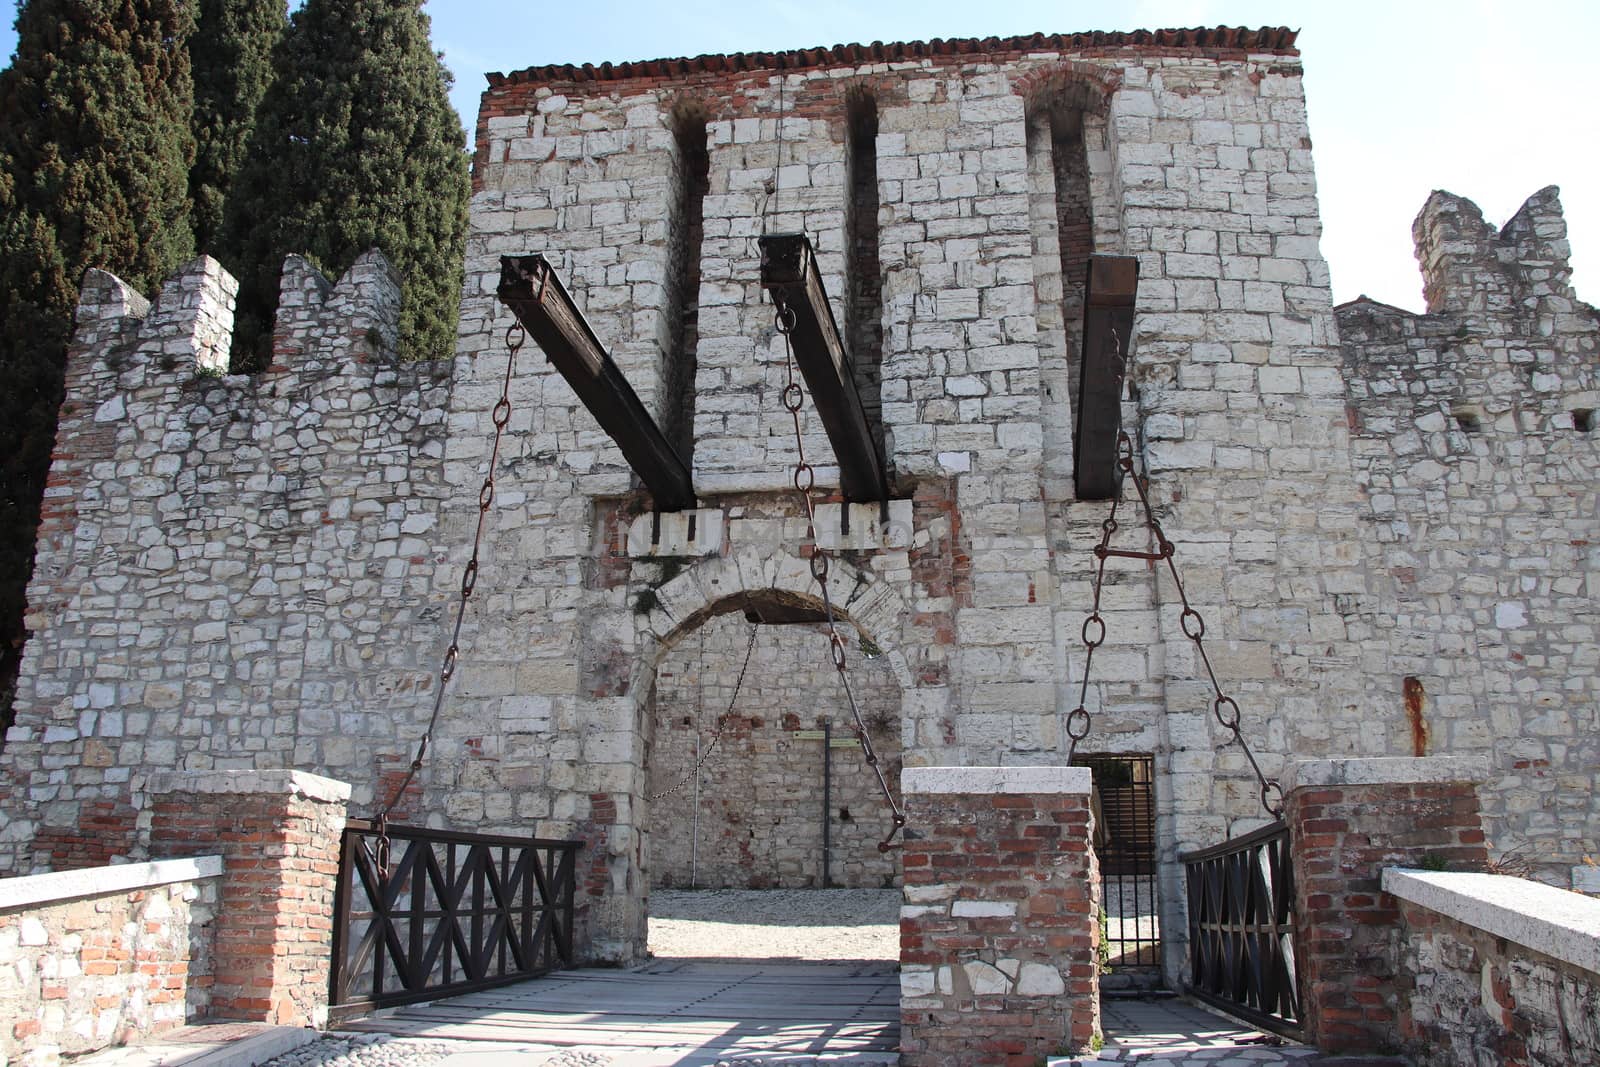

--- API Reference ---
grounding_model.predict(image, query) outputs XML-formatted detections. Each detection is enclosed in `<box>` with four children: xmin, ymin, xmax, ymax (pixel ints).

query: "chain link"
<box><xmin>772</xmin><ymin>298</ymin><xmax>907</xmax><ymax>853</ymax></box>
<box><xmin>371</xmin><ymin>322</ymin><xmax>525</xmax><ymax>874</ymax></box>
<box><xmin>647</xmin><ymin>625</ymin><xmax>759</xmax><ymax>802</ymax></box>
<box><xmin>1073</xmin><ymin>429</ymin><xmax>1284</xmax><ymax>819</ymax></box>
<box><xmin>1065</xmin><ymin>494</ymin><xmax>1122</xmax><ymax>765</ymax></box>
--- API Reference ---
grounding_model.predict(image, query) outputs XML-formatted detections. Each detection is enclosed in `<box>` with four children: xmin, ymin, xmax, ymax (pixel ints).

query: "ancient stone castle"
<box><xmin>1</xmin><ymin>26</ymin><xmax>1594</xmax><ymax>981</ymax></box>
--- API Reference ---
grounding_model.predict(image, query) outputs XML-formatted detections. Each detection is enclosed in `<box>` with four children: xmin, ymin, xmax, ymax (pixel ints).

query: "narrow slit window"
<box><xmin>1052</xmin><ymin>106</ymin><xmax>1094</xmax><ymax>436</ymax></box>
<box><xmin>665</xmin><ymin>103</ymin><xmax>711</xmax><ymax>464</ymax></box>
<box><xmin>844</xmin><ymin>88</ymin><xmax>887</xmax><ymax>477</ymax></box>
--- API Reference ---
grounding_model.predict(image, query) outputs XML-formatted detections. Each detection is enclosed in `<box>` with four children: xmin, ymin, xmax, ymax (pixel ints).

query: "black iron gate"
<box><xmin>330</xmin><ymin>820</ymin><xmax>581</xmax><ymax>1018</ymax></box>
<box><xmin>1181</xmin><ymin>821</ymin><xmax>1301</xmax><ymax>1039</ymax></box>
<box><xmin>1076</xmin><ymin>754</ymin><xmax>1162</xmax><ymax>979</ymax></box>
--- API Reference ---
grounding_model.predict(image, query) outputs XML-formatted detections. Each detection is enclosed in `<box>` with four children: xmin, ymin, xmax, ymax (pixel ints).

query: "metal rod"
<box><xmin>690</xmin><ymin>734</ymin><xmax>700</xmax><ymax>889</ymax></box>
<box><xmin>822</xmin><ymin>719</ymin><xmax>832</xmax><ymax>889</ymax></box>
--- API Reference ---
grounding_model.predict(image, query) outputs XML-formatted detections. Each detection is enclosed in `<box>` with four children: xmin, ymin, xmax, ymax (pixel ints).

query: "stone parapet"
<box><xmin>147</xmin><ymin>770</ymin><xmax>349</xmax><ymax>1028</ymax></box>
<box><xmin>1384</xmin><ymin>869</ymin><xmax>1600</xmax><ymax>1066</ymax></box>
<box><xmin>899</xmin><ymin>766</ymin><xmax>1098</xmax><ymax>1065</ymax></box>
<box><xmin>0</xmin><ymin>856</ymin><xmax>221</xmax><ymax>910</ymax></box>
<box><xmin>1286</xmin><ymin>756</ymin><xmax>1489</xmax><ymax>1055</ymax></box>
<box><xmin>0</xmin><ymin>858</ymin><xmax>220</xmax><ymax>1065</ymax></box>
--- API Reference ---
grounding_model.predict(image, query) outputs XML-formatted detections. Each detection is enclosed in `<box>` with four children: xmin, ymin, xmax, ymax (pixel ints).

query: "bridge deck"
<box><xmin>339</xmin><ymin>957</ymin><xmax>900</xmax><ymax>1065</ymax></box>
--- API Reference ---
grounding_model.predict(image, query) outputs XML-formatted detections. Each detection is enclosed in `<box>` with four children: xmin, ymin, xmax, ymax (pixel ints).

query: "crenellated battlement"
<box><xmin>270</xmin><ymin>250</ymin><xmax>402</xmax><ymax>368</ymax></box>
<box><xmin>68</xmin><ymin>249</ymin><xmax>408</xmax><ymax>384</ymax></box>
<box><xmin>1338</xmin><ymin>192</ymin><xmax>1597</xmax><ymax>886</ymax></box>
<box><xmin>1338</xmin><ymin>188</ymin><xmax>1597</xmax><ymax>437</ymax></box>
<box><xmin>1412</xmin><ymin>185</ymin><xmax>1576</xmax><ymax>321</ymax></box>
<box><xmin>3</xmin><ymin>250</ymin><xmax>457</xmax><ymax>872</ymax></box>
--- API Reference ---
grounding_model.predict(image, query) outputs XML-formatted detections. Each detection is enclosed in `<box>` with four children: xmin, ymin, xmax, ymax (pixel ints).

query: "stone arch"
<box><xmin>1013</xmin><ymin>60</ymin><xmax>1122</xmax><ymax>113</ymax></box>
<box><xmin>628</xmin><ymin>546</ymin><xmax>914</xmax><ymax>699</ymax></box>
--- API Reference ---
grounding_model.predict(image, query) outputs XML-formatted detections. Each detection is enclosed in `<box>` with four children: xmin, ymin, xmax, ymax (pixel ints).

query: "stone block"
<box><xmin>626</xmin><ymin>509</ymin><xmax>725</xmax><ymax>558</ymax></box>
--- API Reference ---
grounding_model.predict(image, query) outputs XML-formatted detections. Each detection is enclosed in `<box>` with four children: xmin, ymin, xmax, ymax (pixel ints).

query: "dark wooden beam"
<box><xmin>1074</xmin><ymin>255</ymin><xmax>1140</xmax><ymax>501</ymax></box>
<box><xmin>758</xmin><ymin>233</ymin><xmax>891</xmax><ymax>504</ymax></box>
<box><xmin>497</xmin><ymin>255</ymin><xmax>696</xmax><ymax>513</ymax></box>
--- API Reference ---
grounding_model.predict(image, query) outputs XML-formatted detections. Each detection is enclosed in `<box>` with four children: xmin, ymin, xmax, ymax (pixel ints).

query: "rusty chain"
<box><xmin>1072</xmin><ymin>429</ymin><xmax>1284</xmax><ymax>819</ymax></box>
<box><xmin>1065</xmin><ymin>483</ymin><xmax>1123</xmax><ymax>766</ymax></box>
<box><xmin>647</xmin><ymin>624</ymin><xmax>759</xmax><ymax>802</ymax></box>
<box><xmin>772</xmin><ymin>299</ymin><xmax>907</xmax><ymax>853</ymax></box>
<box><xmin>371</xmin><ymin>321</ymin><xmax>525</xmax><ymax>875</ymax></box>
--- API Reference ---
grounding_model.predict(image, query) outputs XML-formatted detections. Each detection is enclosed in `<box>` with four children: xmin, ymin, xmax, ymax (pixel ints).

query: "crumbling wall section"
<box><xmin>1339</xmin><ymin>187</ymin><xmax>1600</xmax><ymax>885</ymax></box>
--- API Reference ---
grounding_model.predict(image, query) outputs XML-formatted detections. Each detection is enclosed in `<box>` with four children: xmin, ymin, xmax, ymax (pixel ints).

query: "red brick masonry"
<box><xmin>899</xmin><ymin>766</ymin><xmax>1100</xmax><ymax>1067</ymax></box>
<box><xmin>1285</xmin><ymin>758</ymin><xmax>1488</xmax><ymax>1055</ymax></box>
<box><xmin>148</xmin><ymin>770</ymin><xmax>350</xmax><ymax>1028</ymax></box>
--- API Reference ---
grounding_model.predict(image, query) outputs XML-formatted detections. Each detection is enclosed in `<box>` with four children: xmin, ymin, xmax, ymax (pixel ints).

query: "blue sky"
<box><xmin>2</xmin><ymin>0</ymin><xmax>1596</xmax><ymax>311</ymax></box>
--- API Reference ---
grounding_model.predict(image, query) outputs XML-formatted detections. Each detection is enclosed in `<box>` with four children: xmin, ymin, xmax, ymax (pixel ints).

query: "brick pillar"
<box><xmin>899</xmin><ymin>766</ymin><xmax>1099</xmax><ymax>1066</ymax></box>
<box><xmin>147</xmin><ymin>770</ymin><xmax>350</xmax><ymax>1028</ymax></box>
<box><xmin>1285</xmin><ymin>755</ymin><xmax>1489</xmax><ymax>1056</ymax></box>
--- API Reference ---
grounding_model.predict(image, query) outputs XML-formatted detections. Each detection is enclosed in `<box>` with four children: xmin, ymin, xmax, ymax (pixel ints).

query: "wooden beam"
<box><xmin>759</xmin><ymin>233</ymin><xmax>891</xmax><ymax>504</ymax></box>
<box><xmin>1074</xmin><ymin>255</ymin><xmax>1140</xmax><ymax>501</ymax></box>
<box><xmin>497</xmin><ymin>255</ymin><xmax>696</xmax><ymax>513</ymax></box>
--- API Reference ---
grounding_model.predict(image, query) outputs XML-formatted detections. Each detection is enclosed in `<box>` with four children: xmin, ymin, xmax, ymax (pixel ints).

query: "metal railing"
<box><xmin>329</xmin><ymin>819</ymin><xmax>581</xmax><ymax>1018</ymax></box>
<box><xmin>1181</xmin><ymin>820</ymin><xmax>1302</xmax><ymax>1039</ymax></box>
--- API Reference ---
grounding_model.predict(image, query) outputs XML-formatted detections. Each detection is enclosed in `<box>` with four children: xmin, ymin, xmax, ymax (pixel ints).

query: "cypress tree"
<box><xmin>222</xmin><ymin>0</ymin><xmax>469</xmax><ymax>370</ymax></box>
<box><xmin>0</xmin><ymin>0</ymin><xmax>198</xmax><ymax>732</ymax></box>
<box><xmin>189</xmin><ymin>0</ymin><xmax>286</xmax><ymax>255</ymax></box>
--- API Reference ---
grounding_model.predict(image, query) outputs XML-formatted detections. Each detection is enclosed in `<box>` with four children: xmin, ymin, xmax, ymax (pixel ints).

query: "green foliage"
<box><xmin>189</xmin><ymin>0</ymin><xmax>286</xmax><ymax>254</ymax></box>
<box><xmin>221</xmin><ymin>0</ymin><xmax>469</xmax><ymax>370</ymax></box>
<box><xmin>0</xmin><ymin>0</ymin><xmax>199</xmax><ymax>737</ymax></box>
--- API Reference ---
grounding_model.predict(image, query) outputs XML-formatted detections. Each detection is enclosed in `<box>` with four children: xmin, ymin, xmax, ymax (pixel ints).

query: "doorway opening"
<box><xmin>641</xmin><ymin>601</ymin><xmax>903</xmax><ymax>963</ymax></box>
<box><xmin>1076</xmin><ymin>753</ymin><xmax>1162</xmax><ymax>990</ymax></box>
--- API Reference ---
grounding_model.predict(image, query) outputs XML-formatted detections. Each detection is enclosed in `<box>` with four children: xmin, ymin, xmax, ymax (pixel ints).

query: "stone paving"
<box><xmin>261</xmin><ymin>995</ymin><xmax>1319</xmax><ymax>1067</ymax></box>
<box><xmin>1087</xmin><ymin>997</ymin><xmax>1321</xmax><ymax>1064</ymax></box>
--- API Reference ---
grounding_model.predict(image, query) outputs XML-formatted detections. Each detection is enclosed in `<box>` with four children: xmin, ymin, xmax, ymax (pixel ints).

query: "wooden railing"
<box><xmin>329</xmin><ymin>819</ymin><xmax>580</xmax><ymax>1018</ymax></box>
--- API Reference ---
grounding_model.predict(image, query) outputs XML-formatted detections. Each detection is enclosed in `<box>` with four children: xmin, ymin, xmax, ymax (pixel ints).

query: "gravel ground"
<box><xmin>647</xmin><ymin>888</ymin><xmax>899</xmax><ymax>960</ymax></box>
<box><xmin>263</xmin><ymin>1034</ymin><xmax>460</xmax><ymax>1067</ymax></box>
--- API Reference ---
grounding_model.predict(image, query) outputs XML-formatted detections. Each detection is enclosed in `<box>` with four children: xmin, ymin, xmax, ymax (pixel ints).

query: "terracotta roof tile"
<box><xmin>488</xmin><ymin>26</ymin><xmax>1299</xmax><ymax>89</ymax></box>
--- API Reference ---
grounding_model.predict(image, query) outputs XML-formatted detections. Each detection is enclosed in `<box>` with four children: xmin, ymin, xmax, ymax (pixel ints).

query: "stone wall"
<box><xmin>1385</xmin><ymin>868</ymin><xmax>1600</xmax><ymax>1067</ymax></box>
<box><xmin>457</xmin><ymin>29</ymin><xmax>1364</xmax><ymax>969</ymax></box>
<box><xmin>0</xmin><ymin>252</ymin><xmax>452</xmax><ymax>872</ymax></box>
<box><xmin>646</xmin><ymin>609</ymin><xmax>901</xmax><ymax>889</ymax></box>
<box><xmin>1339</xmin><ymin>187</ymin><xmax>1600</xmax><ymax>886</ymax></box>
<box><xmin>0</xmin><ymin>857</ymin><xmax>220</xmax><ymax>1067</ymax></box>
